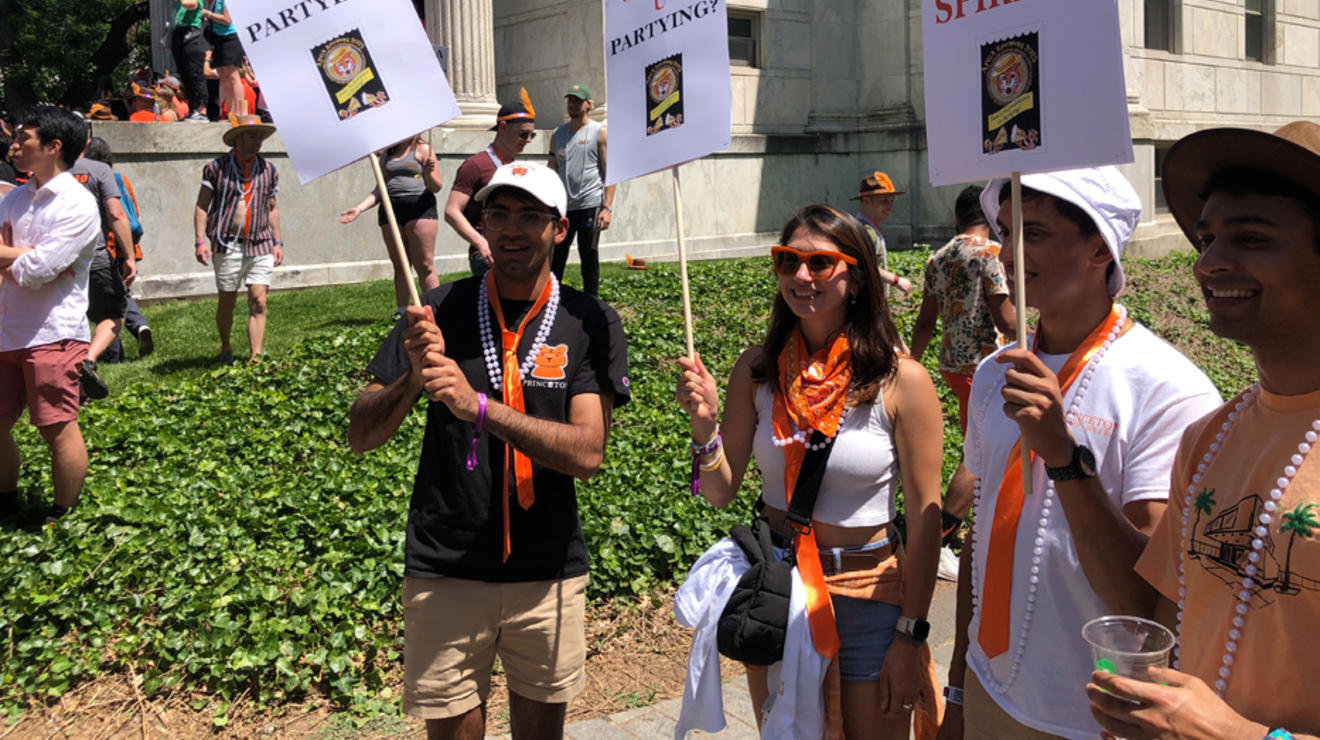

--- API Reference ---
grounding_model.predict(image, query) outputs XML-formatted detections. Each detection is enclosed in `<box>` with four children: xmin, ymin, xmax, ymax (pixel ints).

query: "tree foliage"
<box><xmin>0</xmin><ymin>0</ymin><xmax>152</xmax><ymax>115</ymax></box>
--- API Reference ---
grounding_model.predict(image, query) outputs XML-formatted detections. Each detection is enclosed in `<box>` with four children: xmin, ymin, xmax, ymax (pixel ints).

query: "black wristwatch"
<box><xmin>895</xmin><ymin>616</ymin><xmax>931</xmax><ymax>644</ymax></box>
<box><xmin>1045</xmin><ymin>444</ymin><xmax>1098</xmax><ymax>481</ymax></box>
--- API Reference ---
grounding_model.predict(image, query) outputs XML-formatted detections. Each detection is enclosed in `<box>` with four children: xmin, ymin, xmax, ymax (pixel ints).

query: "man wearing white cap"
<box><xmin>938</xmin><ymin>167</ymin><xmax>1220</xmax><ymax>739</ymax></box>
<box><xmin>348</xmin><ymin>161</ymin><xmax>631</xmax><ymax>739</ymax></box>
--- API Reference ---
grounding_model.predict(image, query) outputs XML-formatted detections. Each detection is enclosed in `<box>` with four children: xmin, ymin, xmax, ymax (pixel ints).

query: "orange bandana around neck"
<box><xmin>485</xmin><ymin>271</ymin><xmax>556</xmax><ymax>563</ymax></box>
<box><xmin>977</xmin><ymin>305</ymin><xmax>1128</xmax><ymax>658</ymax></box>
<box><xmin>771</xmin><ymin>329</ymin><xmax>852</xmax><ymax>659</ymax></box>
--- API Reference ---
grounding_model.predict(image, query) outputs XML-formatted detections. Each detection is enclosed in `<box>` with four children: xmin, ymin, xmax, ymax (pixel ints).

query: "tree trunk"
<box><xmin>1280</xmin><ymin>531</ymin><xmax>1296</xmax><ymax>593</ymax></box>
<box><xmin>59</xmin><ymin>0</ymin><xmax>152</xmax><ymax>108</ymax></box>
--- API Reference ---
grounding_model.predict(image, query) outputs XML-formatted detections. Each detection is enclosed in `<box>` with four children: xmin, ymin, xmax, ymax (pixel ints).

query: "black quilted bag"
<box><xmin>715</xmin><ymin>431</ymin><xmax>834</xmax><ymax>665</ymax></box>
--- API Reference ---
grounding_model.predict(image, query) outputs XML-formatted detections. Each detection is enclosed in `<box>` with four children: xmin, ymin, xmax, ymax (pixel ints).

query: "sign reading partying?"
<box><xmin>604</xmin><ymin>0</ymin><xmax>732</xmax><ymax>185</ymax></box>
<box><xmin>921</xmin><ymin>0</ymin><xmax>1132</xmax><ymax>186</ymax></box>
<box><xmin>226</xmin><ymin>0</ymin><xmax>460</xmax><ymax>184</ymax></box>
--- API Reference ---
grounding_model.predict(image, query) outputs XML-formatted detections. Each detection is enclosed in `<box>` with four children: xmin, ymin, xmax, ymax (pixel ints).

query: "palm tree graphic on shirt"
<box><xmin>1278</xmin><ymin>502</ymin><xmax>1318</xmax><ymax>595</ymax></box>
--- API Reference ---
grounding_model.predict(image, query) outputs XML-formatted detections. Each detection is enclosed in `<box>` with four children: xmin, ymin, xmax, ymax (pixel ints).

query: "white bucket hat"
<box><xmin>475</xmin><ymin>161</ymin><xmax>567</xmax><ymax>218</ymax></box>
<box><xmin>980</xmin><ymin>166</ymin><xmax>1142</xmax><ymax>297</ymax></box>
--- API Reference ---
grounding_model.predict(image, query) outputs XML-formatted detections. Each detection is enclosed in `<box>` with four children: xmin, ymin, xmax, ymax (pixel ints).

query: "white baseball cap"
<box><xmin>475</xmin><ymin>161</ymin><xmax>568</xmax><ymax>218</ymax></box>
<box><xmin>981</xmin><ymin>166</ymin><xmax>1141</xmax><ymax>297</ymax></box>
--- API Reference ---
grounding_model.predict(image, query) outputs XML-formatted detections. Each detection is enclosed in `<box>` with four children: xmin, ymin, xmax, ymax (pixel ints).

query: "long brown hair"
<box><xmin>751</xmin><ymin>203</ymin><xmax>901</xmax><ymax>403</ymax></box>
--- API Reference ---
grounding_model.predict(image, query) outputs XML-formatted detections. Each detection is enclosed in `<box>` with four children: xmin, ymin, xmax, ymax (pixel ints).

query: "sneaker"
<box><xmin>217</xmin><ymin>349</ymin><xmax>235</xmax><ymax>366</ymax></box>
<box><xmin>43</xmin><ymin>503</ymin><xmax>72</xmax><ymax>525</ymax></box>
<box><xmin>184</xmin><ymin>111</ymin><xmax>209</xmax><ymax>122</ymax></box>
<box><xmin>78</xmin><ymin>360</ymin><xmax>109</xmax><ymax>400</ymax></box>
<box><xmin>246</xmin><ymin>354</ymin><xmax>263</xmax><ymax>367</ymax></box>
<box><xmin>136</xmin><ymin>326</ymin><xmax>154</xmax><ymax>358</ymax></box>
<box><xmin>937</xmin><ymin>545</ymin><xmax>961</xmax><ymax>582</ymax></box>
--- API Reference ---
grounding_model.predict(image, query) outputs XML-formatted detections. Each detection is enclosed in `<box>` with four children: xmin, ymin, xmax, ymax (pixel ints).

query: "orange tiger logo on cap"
<box><xmin>511</xmin><ymin>166</ymin><xmax>529</xmax><ymax>176</ymax></box>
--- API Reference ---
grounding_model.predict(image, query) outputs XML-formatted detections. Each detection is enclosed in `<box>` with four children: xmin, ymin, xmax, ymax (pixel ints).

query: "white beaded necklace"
<box><xmin>771</xmin><ymin>405</ymin><xmax>853</xmax><ymax>450</ymax></box>
<box><xmin>1172</xmin><ymin>383</ymin><xmax>1320</xmax><ymax>698</ymax></box>
<box><xmin>969</xmin><ymin>306</ymin><xmax>1127</xmax><ymax>693</ymax></box>
<box><xmin>478</xmin><ymin>274</ymin><xmax>560</xmax><ymax>393</ymax></box>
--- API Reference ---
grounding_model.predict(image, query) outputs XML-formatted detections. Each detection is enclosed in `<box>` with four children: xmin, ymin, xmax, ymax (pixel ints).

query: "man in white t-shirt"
<box><xmin>937</xmin><ymin>167</ymin><xmax>1221</xmax><ymax>740</ymax></box>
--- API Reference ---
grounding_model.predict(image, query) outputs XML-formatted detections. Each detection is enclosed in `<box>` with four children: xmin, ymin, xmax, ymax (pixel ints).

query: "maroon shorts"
<box><xmin>0</xmin><ymin>340</ymin><xmax>87</xmax><ymax>428</ymax></box>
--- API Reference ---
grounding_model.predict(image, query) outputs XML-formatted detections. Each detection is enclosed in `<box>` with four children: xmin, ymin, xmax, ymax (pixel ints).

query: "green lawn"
<box><xmin>1</xmin><ymin>251</ymin><xmax>1254</xmax><ymax>720</ymax></box>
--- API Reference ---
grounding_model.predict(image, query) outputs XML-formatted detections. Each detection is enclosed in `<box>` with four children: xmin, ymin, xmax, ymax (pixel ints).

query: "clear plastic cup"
<box><xmin>1082</xmin><ymin>615</ymin><xmax>1175</xmax><ymax>682</ymax></box>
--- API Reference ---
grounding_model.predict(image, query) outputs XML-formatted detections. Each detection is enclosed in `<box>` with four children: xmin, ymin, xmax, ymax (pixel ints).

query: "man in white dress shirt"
<box><xmin>0</xmin><ymin>106</ymin><xmax>103</xmax><ymax>523</ymax></box>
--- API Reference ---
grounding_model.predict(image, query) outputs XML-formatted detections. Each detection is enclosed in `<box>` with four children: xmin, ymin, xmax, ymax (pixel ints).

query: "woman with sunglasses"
<box><xmin>676</xmin><ymin>203</ymin><xmax>944</xmax><ymax>738</ymax></box>
<box><xmin>338</xmin><ymin>136</ymin><xmax>444</xmax><ymax>315</ymax></box>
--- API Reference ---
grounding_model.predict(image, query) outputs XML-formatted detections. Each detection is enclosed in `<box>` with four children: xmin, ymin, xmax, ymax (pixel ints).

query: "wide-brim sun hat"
<box><xmin>1162</xmin><ymin>121</ymin><xmax>1320</xmax><ymax>247</ymax></box>
<box><xmin>222</xmin><ymin>114</ymin><xmax>277</xmax><ymax>147</ymax></box>
<box><xmin>981</xmin><ymin>166</ymin><xmax>1142</xmax><ymax>297</ymax></box>
<box><xmin>849</xmin><ymin>170</ymin><xmax>905</xmax><ymax>200</ymax></box>
<box><xmin>475</xmin><ymin>161</ymin><xmax>568</xmax><ymax>218</ymax></box>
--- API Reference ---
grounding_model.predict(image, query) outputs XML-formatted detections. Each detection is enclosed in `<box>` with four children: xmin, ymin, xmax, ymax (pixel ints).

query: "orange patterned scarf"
<box><xmin>771</xmin><ymin>329</ymin><xmax>850</xmax><ymax>659</ymax></box>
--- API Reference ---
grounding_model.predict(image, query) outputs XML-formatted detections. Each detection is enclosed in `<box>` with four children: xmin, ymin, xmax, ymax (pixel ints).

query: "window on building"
<box><xmin>1154</xmin><ymin>144</ymin><xmax>1172</xmax><ymax>214</ymax></box>
<box><xmin>1145</xmin><ymin>0</ymin><xmax>1172</xmax><ymax>51</ymax></box>
<box><xmin>728</xmin><ymin>11</ymin><xmax>759</xmax><ymax>68</ymax></box>
<box><xmin>1245</xmin><ymin>0</ymin><xmax>1266</xmax><ymax>62</ymax></box>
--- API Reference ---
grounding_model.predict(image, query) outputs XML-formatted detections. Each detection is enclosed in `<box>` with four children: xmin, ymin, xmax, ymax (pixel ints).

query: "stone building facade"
<box><xmin>130</xmin><ymin>0</ymin><xmax>1318</xmax><ymax>299</ymax></box>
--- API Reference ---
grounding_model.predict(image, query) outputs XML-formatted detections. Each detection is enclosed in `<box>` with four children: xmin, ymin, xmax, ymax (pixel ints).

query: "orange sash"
<box><xmin>485</xmin><ymin>271</ymin><xmax>556</xmax><ymax>563</ymax></box>
<box><xmin>772</xmin><ymin>329</ymin><xmax>850</xmax><ymax>660</ymax></box>
<box><xmin>977</xmin><ymin>305</ymin><xmax>1125</xmax><ymax>658</ymax></box>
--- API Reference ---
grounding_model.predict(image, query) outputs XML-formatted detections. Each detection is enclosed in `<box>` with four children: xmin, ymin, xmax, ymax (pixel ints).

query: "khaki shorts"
<box><xmin>964</xmin><ymin>670</ymin><xmax>1068</xmax><ymax>740</ymax></box>
<box><xmin>213</xmin><ymin>249</ymin><xmax>274</xmax><ymax>292</ymax></box>
<box><xmin>401</xmin><ymin>574</ymin><xmax>588</xmax><ymax>720</ymax></box>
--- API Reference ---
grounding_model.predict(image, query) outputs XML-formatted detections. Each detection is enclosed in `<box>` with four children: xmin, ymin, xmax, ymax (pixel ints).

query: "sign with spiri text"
<box><xmin>225</xmin><ymin>0</ymin><xmax>460</xmax><ymax>184</ymax></box>
<box><xmin>921</xmin><ymin>0</ymin><xmax>1132</xmax><ymax>186</ymax></box>
<box><xmin>603</xmin><ymin>0</ymin><xmax>732</xmax><ymax>185</ymax></box>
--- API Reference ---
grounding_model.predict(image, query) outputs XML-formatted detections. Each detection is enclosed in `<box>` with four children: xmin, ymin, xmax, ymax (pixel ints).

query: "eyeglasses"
<box><xmin>517</xmin><ymin>131</ymin><xmax>537</xmax><ymax>141</ymax></box>
<box><xmin>484</xmin><ymin>207</ymin><xmax>557</xmax><ymax>233</ymax></box>
<box><xmin>770</xmin><ymin>246</ymin><xmax>857</xmax><ymax>279</ymax></box>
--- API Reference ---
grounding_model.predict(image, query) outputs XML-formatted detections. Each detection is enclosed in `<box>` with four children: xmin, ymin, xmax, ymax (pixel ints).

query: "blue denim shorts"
<box><xmin>832</xmin><ymin>594</ymin><xmax>902</xmax><ymax>682</ymax></box>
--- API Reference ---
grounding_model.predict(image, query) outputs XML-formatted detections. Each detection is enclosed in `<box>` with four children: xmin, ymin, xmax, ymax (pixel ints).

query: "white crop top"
<box><xmin>751</xmin><ymin>383</ymin><xmax>900</xmax><ymax>527</ymax></box>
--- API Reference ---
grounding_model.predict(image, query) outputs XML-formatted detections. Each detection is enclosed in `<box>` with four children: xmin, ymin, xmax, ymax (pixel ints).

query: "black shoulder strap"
<box><xmin>784</xmin><ymin>430</ymin><xmax>836</xmax><ymax>534</ymax></box>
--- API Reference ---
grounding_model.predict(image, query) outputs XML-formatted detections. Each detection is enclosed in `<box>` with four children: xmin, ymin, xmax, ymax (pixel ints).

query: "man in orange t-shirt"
<box><xmin>126</xmin><ymin>85</ymin><xmax>160</xmax><ymax>123</ymax></box>
<box><xmin>1087</xmin><ymin>122</ymin><xmax>1320</xmax><ymax>740</ymax></box>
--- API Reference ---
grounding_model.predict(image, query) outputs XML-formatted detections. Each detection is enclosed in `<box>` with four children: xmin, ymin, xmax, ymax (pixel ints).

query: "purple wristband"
<box><xmin>466</xmin><ymin>392</ymin><xmax>487</xmax><ymax>471</ymax></box>
<box><xmin>690</xmin><ymin>431</ymin><xmax>722</xmax><ymax>496</ymax></box>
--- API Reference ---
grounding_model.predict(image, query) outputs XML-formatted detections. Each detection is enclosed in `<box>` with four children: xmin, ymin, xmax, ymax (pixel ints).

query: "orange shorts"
<box><xmin>401</xmin><ymin>574</ymin><xmax>588</xmax><ymax>719</ymax></box>
<box><xmin>940</xmin><ymin>370</ymin><xmax>974</xmax><ymax>435</ymax></box>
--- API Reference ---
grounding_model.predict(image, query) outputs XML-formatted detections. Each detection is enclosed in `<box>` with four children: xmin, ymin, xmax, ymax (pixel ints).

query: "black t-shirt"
<box><xmin>367</xmin><ymin>276</ymin><xmax>631</xmax><ymax>582</ymax></box>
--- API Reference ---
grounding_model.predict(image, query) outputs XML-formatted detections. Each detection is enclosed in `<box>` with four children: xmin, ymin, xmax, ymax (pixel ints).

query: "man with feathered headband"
<box><xmin>444</xmin><ymin>87</ymin><xmax>537</xmax><ymax>277</ymax></box>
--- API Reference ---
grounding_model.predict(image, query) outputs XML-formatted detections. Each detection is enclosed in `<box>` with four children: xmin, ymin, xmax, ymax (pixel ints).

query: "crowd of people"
<box><xmin>2</xmin><ymin>45</ymin><xmax>1318</xmax><ymax>740</ymax></box>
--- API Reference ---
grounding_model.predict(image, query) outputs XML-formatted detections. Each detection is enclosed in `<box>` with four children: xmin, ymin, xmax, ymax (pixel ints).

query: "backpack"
<box><xmin>114</xmin><ymin>172</ymin><xmax>145</xmax><ymax>243</ymax></box>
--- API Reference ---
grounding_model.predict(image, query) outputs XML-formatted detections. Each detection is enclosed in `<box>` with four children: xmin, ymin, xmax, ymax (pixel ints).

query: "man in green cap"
<box><xmin>547</xmin><ymin>83</ymin><xmax>615</xmax><ymax>297</ymax></box>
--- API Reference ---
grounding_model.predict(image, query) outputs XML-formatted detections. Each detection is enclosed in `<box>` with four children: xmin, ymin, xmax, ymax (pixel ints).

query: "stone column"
<box><xmin>426</xmin><ymin>0</ymin><xmax>500</xmax><ymax>127</ymax></box>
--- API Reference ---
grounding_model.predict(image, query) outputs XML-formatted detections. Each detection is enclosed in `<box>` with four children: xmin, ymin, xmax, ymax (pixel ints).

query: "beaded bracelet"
<box><xmin>1266</xmin><ymin>730</ymin><xmax>1295</xmax><ymax>740</ymax></box>
<box><xmin>690</xmin><ymin>429</ymin><xmax>722</xmax><ymax>496</ymax></box>
<box><xmin>699</xmin><ymin>444</ymin><xmax>726</xmax><ymax>472</ymax></box>
<box><xmin>465</xmin><ymin>393</ymin><xmax>487</xmax><ymax>471</ymax></box>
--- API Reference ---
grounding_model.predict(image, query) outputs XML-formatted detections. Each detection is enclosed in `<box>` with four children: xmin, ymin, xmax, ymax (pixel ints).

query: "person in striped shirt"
<box><xmin>193</xmin><ymin>115</ymin><xmax>283</xmax><ymax>366</ymax></box>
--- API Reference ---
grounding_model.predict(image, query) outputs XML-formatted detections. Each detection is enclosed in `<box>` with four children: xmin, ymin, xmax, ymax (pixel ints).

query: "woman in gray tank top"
<box><xmin>338</xmin><ymin>136</ymin><xmax>444</xmax><ymax>312</ymax></box>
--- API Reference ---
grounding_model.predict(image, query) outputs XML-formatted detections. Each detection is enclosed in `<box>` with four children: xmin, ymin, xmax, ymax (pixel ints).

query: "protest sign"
<box><xmin>603</xmin><ymin>0</ymin><xmax>732</xmax><ymax>186</ymax></box>
<box><xmin>227</xmin><ymin>0</ymin><xmax>460</xmax><ymax>184</ymax></box>
<box><xmin>921</xmin><ymin>0</ymin><xmax>1132</xmax><ymax>187</ymax></box>
<box><xmin>603</xmin><ymin>0</ymin><xmax>733</xmax><ymax>355</ymax></box>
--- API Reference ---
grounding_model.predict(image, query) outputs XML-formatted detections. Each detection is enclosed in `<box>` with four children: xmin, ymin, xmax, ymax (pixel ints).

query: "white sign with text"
<box><xmin>921</xmin><ymin>0</ymin><xmax>1132</xmax><ymax>186</ymax></box>
<box><xmin>603</xmin><ymin>0</ymin><xmax>732</xmax><ymax>185</ymax></box>
<box><xmin>226</xmin><ymin>0</ymin><xmax>460</xmax><ymax>183</ymax></box>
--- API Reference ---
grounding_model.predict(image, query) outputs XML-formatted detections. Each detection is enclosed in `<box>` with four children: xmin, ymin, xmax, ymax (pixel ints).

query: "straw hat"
<box><xmin>1162</xmin><ymin>121</ymin><xmax>1320</xmax><ymax>245</ymax></box>
<box><xmin>222</xmin><ymin>114</ymin><xmax>277</xmax><ymax>147</ymax></box>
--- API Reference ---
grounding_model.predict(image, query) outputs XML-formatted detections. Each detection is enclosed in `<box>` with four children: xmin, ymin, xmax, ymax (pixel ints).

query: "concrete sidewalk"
<box><xmin>491</xmin><ymin>580</ymin><xmax>958</xmax><ymax>739</ymax></box>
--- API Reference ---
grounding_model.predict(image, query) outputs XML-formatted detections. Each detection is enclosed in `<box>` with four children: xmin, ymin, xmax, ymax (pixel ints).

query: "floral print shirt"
<box><xmin>923</xmin><ymin>234</ymin><xmax>1010</xmax><ymax>374</ymax></box>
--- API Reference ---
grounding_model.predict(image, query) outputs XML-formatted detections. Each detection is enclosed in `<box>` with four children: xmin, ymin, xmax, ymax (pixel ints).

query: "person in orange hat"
<box><xmin>192</xmin><ymin>115</ymin><xmax>282</xmax><ymax>365</ymax></box>
<box><xmin>125</xmin><ymin>85</ymin><xmax>160</xmax><ymax>123</ymax></box>
<box><xmin>851</xmin><ymin>171</ymin><xmax>913</xmax><ymax>297</ymax></box>
<box><xmin>1086</xmin><ymin>121</ymin><xmax>1320</xmax><ymax>740</ymax></box>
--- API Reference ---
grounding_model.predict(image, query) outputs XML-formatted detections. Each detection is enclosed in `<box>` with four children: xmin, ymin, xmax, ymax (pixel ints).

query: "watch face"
<box><xmin>1078</xmin><ymin>446</ymin><xmax>1098</xmax><ymax>477</ymax></box>
<box><xmin>913</xmin><ymin>619</ymin><xmax>931</xmax><ymax>640</ymax></box>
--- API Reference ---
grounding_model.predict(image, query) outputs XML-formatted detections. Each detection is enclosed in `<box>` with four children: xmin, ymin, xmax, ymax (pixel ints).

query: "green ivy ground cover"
<box><xmin>0</xmin><ymin>251</ymin><xmax>1254</xmax><ymax>719</ymax></box>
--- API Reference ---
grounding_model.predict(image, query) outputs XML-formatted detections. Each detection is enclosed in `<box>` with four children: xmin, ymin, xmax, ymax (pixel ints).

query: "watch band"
<box><xmin>943</xmin><ymin>685</ymin><xmax>964</xmax><ymax>706</ymax></box>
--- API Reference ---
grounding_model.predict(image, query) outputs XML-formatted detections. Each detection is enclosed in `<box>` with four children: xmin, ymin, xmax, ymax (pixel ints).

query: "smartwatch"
<box><xmin>1045</xmin><ymin>445</ymin><xmax>1097</xmax><ymax>481</ymax></box>
<box><xmin>895</xmin><ymin>616</ymin><xmax>931</xmax><ymax>643</ymax></box>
